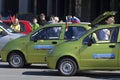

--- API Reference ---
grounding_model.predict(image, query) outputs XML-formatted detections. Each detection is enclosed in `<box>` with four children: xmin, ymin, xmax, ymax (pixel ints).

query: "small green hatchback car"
<box><xmin>0</xmin><ymin>23</ymin><xmax>91</xmax><ymax>68</ymax></box>
<box><xmin>46</xmin><ymin>23</ymin><xmax>120</xmax><ymax>76</ymax></box>
<box><xmin>46</xmin><ymin>12</ymin><xmax>120</xmax><ymax>76</ymax></box>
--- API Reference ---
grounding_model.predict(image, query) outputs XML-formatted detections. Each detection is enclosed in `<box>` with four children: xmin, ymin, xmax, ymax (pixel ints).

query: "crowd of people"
<box><xmin>31</xmin><ymin>13</ymin><xmax>61</xmax><ymax>31</ymax></box>
<box><xmin>0</xmin><ymin>12</ymin><xmax>82</xmax><ymax>32</ymax></box>
<box><xmin>31</xmin><ymin>13</ymin><xmax>81</xmax><ymax>31</ymax></box>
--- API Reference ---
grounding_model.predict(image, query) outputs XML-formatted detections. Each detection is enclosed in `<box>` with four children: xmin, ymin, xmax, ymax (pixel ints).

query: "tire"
<box><xmin>58</xmin><ymin>58</ymin><xmax>77</xmax><ymax>76</ymax></box>
<box><xmin>8</xmin><ymin>52</ymin><xmax>25</xmax><ymax>68</ymax></box>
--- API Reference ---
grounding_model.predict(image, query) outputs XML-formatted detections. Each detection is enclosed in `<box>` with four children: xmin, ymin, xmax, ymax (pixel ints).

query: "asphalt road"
<box><xmin>0</xmin><ymin>61</ymin><xmax>120</xmax><ymax>80</ymax></box>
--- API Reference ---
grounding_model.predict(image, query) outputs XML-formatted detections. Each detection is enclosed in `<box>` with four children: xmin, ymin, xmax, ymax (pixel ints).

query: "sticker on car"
<box><xmin>34</xmin><ymin>45</ymin><xmax>54</xmax><ymax>50</ymax></box>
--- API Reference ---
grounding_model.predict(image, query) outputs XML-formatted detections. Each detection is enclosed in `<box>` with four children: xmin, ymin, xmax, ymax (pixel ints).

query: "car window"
<box><xmin>83</xmin><ymin>27</ymin><xmax>118</xmax><ymax>44</ymax></box>
<box><xmin>19</xmin><ymin>23</ymin><xmax>26</xmax><ymax>32</ymax></box>
<box><xmin>110</xmin><ymin>28</ymin><xmax>118</xmax><ymax>43</ymax></box>
<box><xmin>64</xmin><ymin>26</ymin><xmax>87</xmax><ymax>40</ymax></box>
<box><xmin>31</xmin><ymin>26</ymin><xmax>61</xmax><ymax>40</ymax></box>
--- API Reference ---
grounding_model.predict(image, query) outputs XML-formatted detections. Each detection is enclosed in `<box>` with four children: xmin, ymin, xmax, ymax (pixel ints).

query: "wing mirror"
<box><xmin>83</xmin><ymin>39</ymin><xmax>93</xmax><ymax>46</ymax></box>
<box><xmin>33</xmin><ymin>38</ymin><xmax>38</xmax><ymax>42</ymax></box>
<box><xmin>30</xmin><ymin>36</ymin><xmax>38</xmax><ymax>42</ymax></box>
<box><xmin>83</xmin><ymin>35</ymin><xmax>93</xmax><ymax>46</ymax></box>
<box><xmin>87</xmin><ymin>39</ymin><xmax>92</xmax><ymax>46</ymax></box>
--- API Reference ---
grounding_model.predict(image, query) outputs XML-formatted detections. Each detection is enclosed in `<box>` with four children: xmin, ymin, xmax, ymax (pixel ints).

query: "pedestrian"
<box><xmin>10</xmin><ymin>18</ymin><xmax>20</xmax><ymax>32</ymax></box>
<box><xmin>32</xmin><ymin>18</ymin><xmax>40</xmax><ymax>30</ymax></box>
<box><xmin>38</xmin><ymin>13</ymin><xmax>48</xmax><ymax>26</ymax></box>
<box><xmin>48</xmin><ymin>15</ymin><xmax>59</xmax><ymax>24</ymax></box>
<box><xmin>105</xmin><ymin>16</ymin><xmax>115</xmax><ymax>24</ymax></box>
<box><xmin>48</xmin><ymin>15</ymin><xmax>55</xmax><ymax>24</ymax></box>
<box><xmin>66</xmin><ymin>15</ymin><xmax>80</xmax><ymax>24</ymax></box>
<box><xmin>54</xmin><ymin>16</ymin><xmax>59</xmax><ymax>23</ymax></box>
<box><xmin>66</xmin><ymin>15</ymin><xmax>72</xmax><ymax>22</ymax></box>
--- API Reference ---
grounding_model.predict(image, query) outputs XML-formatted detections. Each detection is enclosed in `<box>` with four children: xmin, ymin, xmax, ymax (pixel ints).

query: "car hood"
<box><xmin>90</xmin><ymin>11</ymin><xmax>117</xmax><ymax>26</ymax></box>
<box><xmin>0</xmin><ymin>33</ymin><xmax>26</xmax><ymax>51</ymax></box>
<box><xmin>7</xmin><ymin>33</ymin><xmax>26</xmax><ymax>39</ymax></box>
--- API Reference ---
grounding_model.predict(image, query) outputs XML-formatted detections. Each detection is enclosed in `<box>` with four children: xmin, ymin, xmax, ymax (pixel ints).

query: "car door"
<box><xmin>79</xmin><ymin>27</ymin><xmax>119</xmax><ymax>69</ymax></box>
<box><xmin>27</xmin><ymin>26</ymin><xmax>63</xmax><ymax>63</ymax></box>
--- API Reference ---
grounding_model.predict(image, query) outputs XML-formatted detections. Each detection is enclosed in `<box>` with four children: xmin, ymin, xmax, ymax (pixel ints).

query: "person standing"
<box><xmin>105</xmin><ymin>16</ymin><xmax>115</xmax><ymax>24</ymax></box>
<box><xmin>10</xmin><ymin>18</ymin><xmax>20</xmax><ymax>32</ymax></box>
<box><xmin>38</xmin><ymin>13</ymin><xmax>47</xmax><ymax>26</ymax></box>
<box><xmin>32</xmin><ymin>18</ymin><xmax>40</xmax><ymax>30</ymax></box>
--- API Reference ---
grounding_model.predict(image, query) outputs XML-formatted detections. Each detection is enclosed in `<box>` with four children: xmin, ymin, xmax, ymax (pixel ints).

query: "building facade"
<box><xmin>0</xmin><ymin>0</ymin><xmax>120</xmax><ymax>22</ymax></box>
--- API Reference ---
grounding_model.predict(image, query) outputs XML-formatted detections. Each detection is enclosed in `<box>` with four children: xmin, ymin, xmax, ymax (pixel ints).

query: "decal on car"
<box><xmin>93</xmin><ymin>53</ymin><xmax>115</xmax><ymax>59</ymax></box>
<box><xmin>34</xmin><ymin>45</ymin><xmax>54</xmax><ymax>50</ymax></box>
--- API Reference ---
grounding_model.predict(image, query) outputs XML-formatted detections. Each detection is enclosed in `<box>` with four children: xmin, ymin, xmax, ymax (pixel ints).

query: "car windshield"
<box><xmin>1</xmin><ymin>23</ymin><xmax>15</xmax><ymax>33</ymax></box>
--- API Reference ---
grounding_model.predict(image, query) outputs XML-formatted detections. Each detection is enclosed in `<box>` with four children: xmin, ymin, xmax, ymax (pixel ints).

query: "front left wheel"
<box><xmin>58</xmin><ymin>58</ymin><xmax>78</xmax><ymax>76</ymax></box>
<box><xmin>8</xmin><ymin>52</ymin><xmax>25</xmax><ymax>68</ymax></box>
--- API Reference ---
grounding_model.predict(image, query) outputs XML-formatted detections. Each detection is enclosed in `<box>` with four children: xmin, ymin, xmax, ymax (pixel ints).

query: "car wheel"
<box><xmin>58</xmin><ymin>58</ymin><xmax>77</xmax><ymax>76</ymax></box>
<box><xmin>8</xmin><ymin>52</ymin><xmax>25</xmax><ymax>68</ymax></box>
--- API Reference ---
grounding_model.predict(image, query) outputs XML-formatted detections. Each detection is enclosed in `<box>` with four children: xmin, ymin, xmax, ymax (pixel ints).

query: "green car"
<box><xmin>0</xmin><ymin>11</ymin><xmax>115</xmax><ymax>68</ymax></box>
<box><xmin>0</xmin><ymin>23</ymin><xmax>91</xmax><ymax>68</ymax></box>
<box><xmin>46</xmin><ymin>12</ymin><xmax>120</xmax><ymax>76</ymax></box>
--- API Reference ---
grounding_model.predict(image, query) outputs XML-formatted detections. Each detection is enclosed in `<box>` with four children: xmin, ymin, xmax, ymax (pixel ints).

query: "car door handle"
<box><xmin>52</xmin><ymin>41</ymin><xmax>57</xmax><ymax>44</ymax></box>
<box><xmin>109</xmin><ymin>45</ymin><xmax>115</xmax><ymax>48</ymax></box>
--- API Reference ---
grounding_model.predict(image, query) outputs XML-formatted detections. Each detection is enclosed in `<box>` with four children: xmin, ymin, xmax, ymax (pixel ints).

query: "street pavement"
<box><xmin>0</xmin><ymin>60</ymin><xmax>120</xmax><ymax>80</ymax></box>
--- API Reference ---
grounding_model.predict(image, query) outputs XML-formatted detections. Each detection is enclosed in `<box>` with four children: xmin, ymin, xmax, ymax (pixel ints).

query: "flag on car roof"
<box><xmin>71</xmin><ymin>16</ymin><xmax>80</xmax><ymax>24</ymax></box>
<box><xmin>65</xmin><ymin>16</ymin><xmax>80</xmax><ymax>31</ymax></box>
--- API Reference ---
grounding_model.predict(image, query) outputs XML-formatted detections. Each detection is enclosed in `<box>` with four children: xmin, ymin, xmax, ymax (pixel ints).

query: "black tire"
<box><xmin>58</xmin><ymin>58</ymin><xmax>77</xmax><ymax>76</ymax></box>
<box><xmin>8</xmin><ymin>52</ymin><xmax>25</xmax><ymax>68</ymax></box>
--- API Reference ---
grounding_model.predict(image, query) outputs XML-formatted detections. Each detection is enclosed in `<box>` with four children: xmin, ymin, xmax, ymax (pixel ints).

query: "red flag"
<box><xmin>10</xmin><ymin>15</ymin><xmax>16</xmax><ymax>23</ymax></box>
<box><xmin>12</xmin><ymin>15</ymin><xmax>16</xmax><ymax>22</ymax></box>
<box><xmin>66</xmin><ymin>21</ymin><xmax>68</xmax><ymax>31</ymax></box>
<box><xmin>65</xmin><ymin>16</ymin><xmax>69</xmax><ymax>31</ymax></box>
<box><xmin>10</xmin><ymin>16</ymin><xmax>13</xmax><ymax>23</ymax></box>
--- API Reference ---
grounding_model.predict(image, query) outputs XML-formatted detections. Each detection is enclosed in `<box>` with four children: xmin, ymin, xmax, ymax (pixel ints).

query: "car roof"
<box><xmin>44</xmin><ymin>22</ymin><xmax>91</xmax><ymax>26</ymax></box>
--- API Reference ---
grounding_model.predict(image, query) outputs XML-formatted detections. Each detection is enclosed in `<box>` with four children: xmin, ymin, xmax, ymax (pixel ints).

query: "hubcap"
<box><xmin>10</xmin><ymin>55</ymin><xmax>22</xmax><ymax>66</ymax></box>
<box><xmin>60</xmin><ymin>61</ymin><xmax>73</xmax><ymax>75</ymax></box>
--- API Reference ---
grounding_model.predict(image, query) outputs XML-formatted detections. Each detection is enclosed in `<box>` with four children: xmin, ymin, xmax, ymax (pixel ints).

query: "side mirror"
<box><xmin>83</xmin><ymin>39</ymin><xmax>92</xmax><ymax>46</ymax></box>
<box><xmin>87</xmin><ymin>40</ymin><xmax>92</xmax><ymax>46</ymax></box>
<box><xmin>30</xmin><ymin>36</ymin><xmax>38</xmax><ymax>42</ymax></box>
<box><xmin>33</xmin><ymin>38</ymin><xmax>38</xmax><ymax>42</ymax></box>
